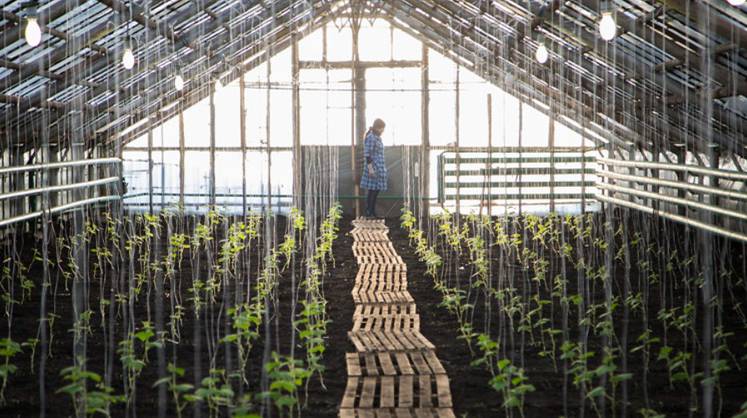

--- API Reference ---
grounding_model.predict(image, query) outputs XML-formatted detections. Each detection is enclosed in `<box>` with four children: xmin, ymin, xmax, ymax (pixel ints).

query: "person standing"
<box><xmin>360</xmin><ymin>118</ymin><xmax>387</xmax><ymax>218</ymax></box>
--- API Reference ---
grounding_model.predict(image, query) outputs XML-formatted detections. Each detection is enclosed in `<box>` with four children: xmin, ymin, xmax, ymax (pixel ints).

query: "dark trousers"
<box><xmin>366</xmin><ymin>189</ymin><xmax>380</xmax><ymax>217</ymax></box>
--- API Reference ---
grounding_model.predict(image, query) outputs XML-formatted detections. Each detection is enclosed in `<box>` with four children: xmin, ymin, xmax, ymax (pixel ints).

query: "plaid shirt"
<box><xmin>360</xmin><ymin>131</ymin><xmax>387</xmax><ymax>191</ymax></box>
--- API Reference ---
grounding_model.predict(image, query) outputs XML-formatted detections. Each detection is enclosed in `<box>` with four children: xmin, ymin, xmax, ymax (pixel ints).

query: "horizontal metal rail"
<box><xmin>596</xmin><ymin>194</ymin><xmax>747</xmax><ymax>244</ymax></box>
<box><xmin>444</xmin><ymin>167</ymin><xmax>596</xmax><ymax>176</ymax></box>
<box><xmin>0</xmin><ymin>157</ymin><xmax>121</xmax><ymax>175</ymax></box>
<box><xmin>0</xmin><ymin>177</ymin><xmax>120</xmax><ymax>201</ymax></box>
<box><xmin>442</xmin><ymin>155</ymin><xmax>595</xmax><ymax>164</ymax></box>
<box><xmin>444</xmin><ymin>180</ymin><xmax>594</xmax><ymax>188</ymax></box>
<box><xmin>598</xmin><ymin>157</ymin><xmax>747</xmax><ymax>182</ymax></box>
<box><xmin>597</xmin><ymin>182</ymin><xmax>747</xmax><ymax>222</ymax></box>
<box><xmin>0</xmin><ymin>195</ymin><xmax>121</xmax><ymax>228</ymax></box>
<box><xmin>597</xmin><ymin>169</ymin><xmax>747</xmax><ymax>201</ymax></box>
<box><xmin>443</xmin><ymin>193</ymin><xmax>596</xmax><ymax>201</ymax></box>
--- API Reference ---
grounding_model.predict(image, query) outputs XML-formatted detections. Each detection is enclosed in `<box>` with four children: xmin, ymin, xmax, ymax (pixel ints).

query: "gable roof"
<box><xmin>1</xmin><ymin>0</ymin><xmax>745</xmax><ymax>156</ymax></box>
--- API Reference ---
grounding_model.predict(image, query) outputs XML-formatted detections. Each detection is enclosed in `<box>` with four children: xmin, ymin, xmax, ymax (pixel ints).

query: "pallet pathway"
<box><xmin>340</xmin><ymin>218</ymin><xmax>455</xmax><ymax>418</ymax></box>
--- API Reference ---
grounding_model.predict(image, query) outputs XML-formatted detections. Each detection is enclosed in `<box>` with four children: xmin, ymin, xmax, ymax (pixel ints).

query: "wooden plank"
<box><xmin>423</xmin><ymin>350</ymin><xmax>446</xmax><ymax>374</ymax></box>
<box><xmin>399</xmin><ymin>375</ymin><xmax>414</xmax><ymax>407</ymax></box>
<box><xmin>360</xmin><ymin>377</ymin><xmax>377</xmax><ymax>408</ymax></box>
<box><xmin>380</xmin><ymin>376</ymin><xmax>395</xmax><ymax>408</ymax></box>
<box><xmin>435</xmin><ymin>374</ymin><xmax>453</xmax><ymax>408</ymax></box>
<box><xmin>419</xmin><ymin>375</ymin><xmax>433</xmax><ymax>407</ymax></box>
<box><xmin>358</xmin><ymin>410</ymin><xmax>376</xmax><ymax>418</ymax></box>
<box><xmin>395</xmin><ymin>352</ymin><xmax>414</xmax><ymax>375</ymax></box>
<box><xmin>342</xmin><ymin>377</ymin><xmax>359</xmax><ymax>408</ymax></box>
<box><xmin>413</xmin><ymin>408</ymin><xmax>433</xmax><ymax>418</ymax></box>
<box><xmin>378</xmin><ymin>352</ymin><xmax>397</xmax><ymax>375</ymax></box>
<box><xmin>339</xmin><ymin>408</ymin><xmax>356</xmax><ymax>418</ymax></box>
<box><xmin>376</xmin><ymin>409</ymin><xmax>393</xmax><ymax>418</ymax></box>
<box><xmin>347</xmin><ymin>353</ymin><xmax>362</xmax><ymax>376</ymax></box>
<box><xmin>364</xmin><ymin>353</ymin><xmax>377</xmax><ymax>375</ymax></box>
<box><xmin>410</xmin><ymin>351</ymin><xmax>431</xmax><ymax>375</ymax></box>
<box><xmin>436</xmin><ymin>409</ymin><xmax>456</xmax><ymax>418</ymax></box>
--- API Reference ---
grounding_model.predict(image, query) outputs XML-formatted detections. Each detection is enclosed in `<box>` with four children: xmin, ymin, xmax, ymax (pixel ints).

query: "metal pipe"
<box><xmin>597</xmin><ymin>182</ymin><xmax>747</xmax><ymax>222</ymax></box>
<box><xmin>598</xmin><ymin>157</ymin><xmax>747</xmax><ymax>182</ymax></box>
<box><xmin>596</xmin><ymin>169</ymin><xmax>747</xmax><ymax>201</ymax></box>
<box><xmin>0</xmin><ymin>158</ymin><xmax>121</xmax><ymax>175</ymax></box>
<box><xmin>0</xmin><ymin>195</ymin><xmax>121</xmax><ymax>228</ymax></box>
<box><xmin>595</xmin><ymin>194</ymin><xmax>747</xmax><ymax>244</ymax></box>
<box><xmin>0</xmin><ymin>177</ymin><xmax>120</xmax><ymax>202</ymax></box>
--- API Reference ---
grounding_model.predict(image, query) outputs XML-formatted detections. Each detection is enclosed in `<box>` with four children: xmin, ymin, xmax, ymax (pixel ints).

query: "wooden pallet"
<box><xmin>353</xmin><ymin>277</ymin><xmax>408</xmax><ymax>297</ymax></box>
<box><xmin>354</xmin><ymin>303</ymin><xmax>417</xmax><ymax>318</ymax></box>
<box><xmin>345</xmin><ymin>351</ymin><xmax>446</xmax><ymax>376</ymax></box>
<box><xmin>339</xmin><ymin>408</ymin><xmax>456</xmax><ymax>418</ymax></box>
<box><xmin>340</xmin><ymin>374</ymin><xmax>452</xmax><ymax>409</ymax></box>
<box><xmin>355</xmin><ymin>264</ymin><xmax>408</xmax><ymax>285</ymax></box>
<box><xmin>349</xmin><ymin>330</ymin><xmax>436</xmax><ymax>352</ymax></box>
<box><xmin>342</xmin><ymin>218</ymin><xmax>455</xmax><ymax>418</ymax></box>
<box><xmin>356</xmin><ymin>255</ymin><xmax>406</xmax><ymax>265</ymax></box>
<box><xmin>351</xmin><ymin>230</ymin><xmax>391</xmax><ymax>242</ymax></box>
<box><xmin>352</xmin><ymin>219</ymin><xmax>388</xmax><ymax>230</ymax></box>
<box><xmin>352</xmin><ymin>314</ymin><xmax>421</xmax><ymax>333</ymax></box>
<box><xmin>354</xmin><ymin>275</ymin><xmax>407</xmax><ymax>294</ymax></box>
<box><xmin>353</xmin><ymin>241</ymin><xmax>399</xmax><ymax>257</ymax></box>
<box><xmin>353</xmin><ymin>290</ymin><xmax>415</xmax><ymax>305</ymax></box>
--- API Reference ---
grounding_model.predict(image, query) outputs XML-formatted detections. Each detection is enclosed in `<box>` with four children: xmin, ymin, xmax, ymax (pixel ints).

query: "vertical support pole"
<box><xmin>266</xmin><ymin>48</ymin><xmax>273</xmax><ymax>214</ymax></box>
<box><xmin>147</xmin><ymin>118</ymin><xmax>154</xmax><ymax>214</ymax></box>
<box><xmin>209</xmin><ymin>83</ymin><xmax>217</xmax><ymax>208</ymax></box>
<box><xmin>179</xmin><ymin>105</ymin><xmax>185</xmax><ymax>209</ymax></box>
<box><xmin>49</xmin><ymin>145</ymin><xmax>59</xmax><ymax>208</ymax></box>
<box><xmin>70</xmin><ymin>111</ymin><xmax>87</xmax><ymax>418</ymax></box>
<box><xmin>548</xmin><ymin>113</ymin><xmax>556</xmax><ymax>213</ymax></box>
<box><xmin>239</xmin><ymin>73</ymin><xmax>247</xmax><ymax>218</ymax></box>
<box><xmin>518</xmin><ymin>102</ymin><xmax>523</xmax><ymax>216</ymax></box>
<box><xmin>291</xmin><ymin>33</ymin><xmax>302</xmax><ymax>209</ymax></box>
<box><xmin>420</xmin><ymin>44</ymin><xmax>430</xmax><ymax>225</ymax></box>
<box><xmin>352</xmin><ymin>19</ymin><xmax>365</xmax><ymax>218</ymax></box>
<box><xmin>486</xmin><ymin>94</ymin><xmax>493</xmax><ymax>218</ymax></box>
<box><xmin>700</xmin><ymin>144</ymin><xmax>717</xmax><ymax>418</ymax></box>
<box><xmin>455</xmin><ymin>62</ymin><xmax>461</xmax><ymax>222</ymax></box>
<box><xmin>10</xmin><ymin>146</ymin><xmax>23</xmax><ymax>219</ymax></box>
<box><xmin>674</xmin><ymin>146</ymin><xmax>686</xmax><ymax>216</ymax></box>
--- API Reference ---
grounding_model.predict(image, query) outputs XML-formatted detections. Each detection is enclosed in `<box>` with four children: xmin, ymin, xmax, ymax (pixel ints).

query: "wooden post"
<box><xmin>518</xmin><ymin>102</ymin><xmax>523</xmax><ymax>216</ymax></box>
<box><xmin>179</xmin><ymin>106</ymin><xmax>185</xmax><ymax>209</ymax></box>
<box><xmin>548</xmin><ymin>113</ymin><xmax>556</xmax><ymax>213</ymax></box>
<box><xmin>487</xmin><ymin>94</ymin><xmax>492</xmax><ymax>217</ymax></box>
<box><xmin>148</xmin><ymin>118</ymin><xmax>154</xmax><ymax>214</ymax></box>
<box><xmin>209</xmin><ymin>83</ymin><xmax>217</xmax><ymax>208</ymax></box>
<box><xmin>420</xmin><ymin>44</ymin><xmax>430</xmax><ymax>225</ymax></box>
<box><xmin>239</xmin><ymin>73</ymin><xmax>247</xmax><ymax>218</ymax></box>
<box><xmin>455</xmin><ymin>62</ymin><xmax>461</xmax><ymax>222</ymax></box>
<box><xmin>265</xmin><ymin>48</ymin><xmax>272</xmax><ymax>214</ymax></box>
<box><xmin>291</xmin><ymin>34</ymin><xmax>302</xmax><ymax>209</ymax></box>
<box><xmin>352</xmin><ymin>19</ymin><xmax>365</xmax><ymax>218</ymax></box>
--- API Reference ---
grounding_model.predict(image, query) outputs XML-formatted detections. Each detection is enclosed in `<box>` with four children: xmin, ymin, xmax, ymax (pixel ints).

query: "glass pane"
<box><xmin>392</xmin><ymin>28</ymin><xmax>421</xmax><ymax>60</ymax></box>
<box><xmin>215</xmin><ymin>79</ymin><xmax>241</xmax><ymax>147</ymax></box>
<box><xmin>359</xmin><ymin>20</ymin><xmax>391</xmax><ymax>61</ymax></box>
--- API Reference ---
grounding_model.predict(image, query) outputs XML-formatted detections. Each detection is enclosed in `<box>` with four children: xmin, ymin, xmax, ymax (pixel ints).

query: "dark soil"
<box><xmin>1</xmin><ymin>214</ymin><xmax>746</xmax><ymax>418</ymax></box>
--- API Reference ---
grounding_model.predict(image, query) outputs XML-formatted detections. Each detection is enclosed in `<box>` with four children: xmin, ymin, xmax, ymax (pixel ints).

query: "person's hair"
<box><xmin>372</xmin><ymin>118</ymin><xmax>386</xmax><ymax>130</ymax></box>
<box><xmin>368</xmin><ymin>118</ymin><xmax>386</xmax><ymax>135</ymax></box>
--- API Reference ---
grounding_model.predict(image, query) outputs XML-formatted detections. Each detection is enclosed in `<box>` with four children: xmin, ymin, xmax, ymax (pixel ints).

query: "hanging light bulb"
<box><xmin>599</xmin><ymin>12</ymin><xmax>617</xmax><ymax>41</ymax></box>
<box><xmin>174</xmin><ymin>74</ymin><xmax>185</xmax><ymax>91</ymax></box>
<box><xmin>535</xmin><ymin>43</ymin><xmax>549</xmax><ymax>64</ymax></box>
<box><xmin>214</xmin><ymin>78</ymin><xmax>223</xmax><ymax>91</ymax></box>
<box><xmin>727</xmin><ymin>0</ymin><xmax>745</xmax><ymax>6</ymax></box>
<box><xmin>122</xmin><ymin>47</ymin><xmax>135</xmax><ymax>70</ymax></box>
<box><xmin>24</xmin><ymin>16</ymin><xmax>42</xmax><ymax>47</ymax></box>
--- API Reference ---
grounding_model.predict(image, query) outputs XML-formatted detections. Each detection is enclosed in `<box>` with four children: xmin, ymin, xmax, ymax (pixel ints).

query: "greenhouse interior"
<box><xmin>1</xmin><ymin>0</ymin><xmax>747</xmax><ymax>417</ymax></box>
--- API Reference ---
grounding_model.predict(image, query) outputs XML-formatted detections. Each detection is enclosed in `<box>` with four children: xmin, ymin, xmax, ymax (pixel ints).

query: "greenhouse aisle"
<box><xmin>339</xmin><ymin>218</ymin><xmax>455</xmax><ymax>418</ymax></box>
